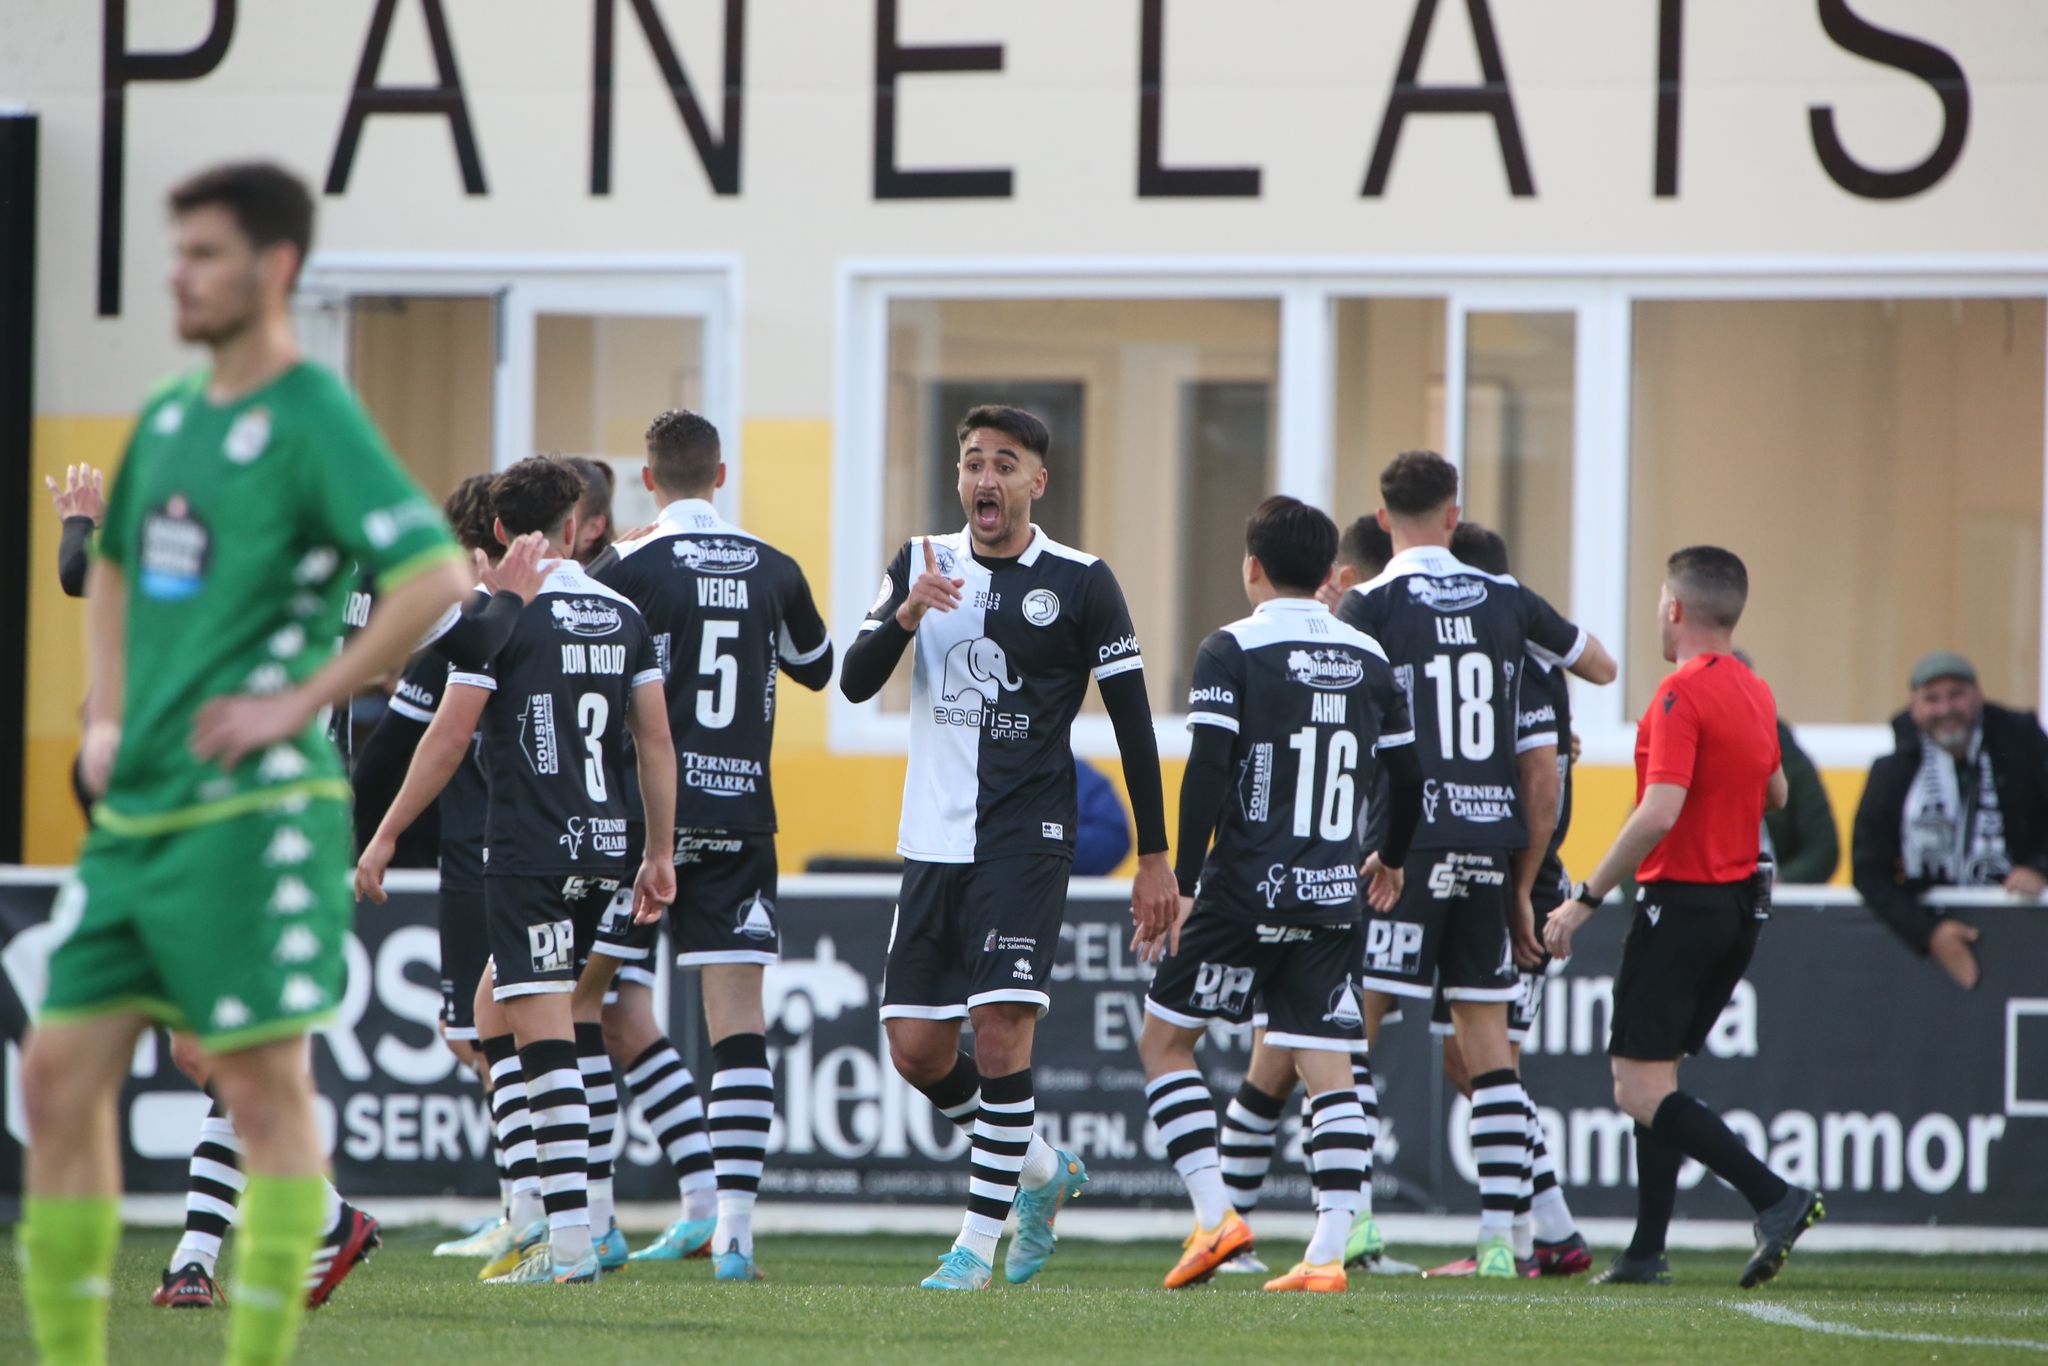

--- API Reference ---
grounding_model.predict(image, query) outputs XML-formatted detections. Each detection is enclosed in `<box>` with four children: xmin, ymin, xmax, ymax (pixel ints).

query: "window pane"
<box><xmin>884</xmin><ymin>297</ymin><xmax>1280</xmax><ymax>712</ymax></box>
<box><xmin>1332</xmin><ymin>298</ymin><xmax>1447</xmax><ymax>527</ymax></box>
<box><xmin>350</xmin><ymin>296</ymin><xmax>496</xmax><ymax>498</ymax></box>
<box><xmin>1462</xmin><ymin>312</ymin><xmax>1575</xmax><ymax>603</ymax></box>
<box><xmin>535</xmin><ymin>313</ymin><xmax>704</xmax><ymax>531</ymax></box>
<box><xmin>1629</xmin><ymin>298</ymin><xmax>2044</xmax><ymax>722</ymax></box>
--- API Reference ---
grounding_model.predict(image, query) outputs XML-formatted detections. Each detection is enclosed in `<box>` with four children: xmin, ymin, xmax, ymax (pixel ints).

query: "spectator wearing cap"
<box><xmin>1851</xmin><ymin>651</ymin><xmax>2048</xmax><ymax>988</ymax></box>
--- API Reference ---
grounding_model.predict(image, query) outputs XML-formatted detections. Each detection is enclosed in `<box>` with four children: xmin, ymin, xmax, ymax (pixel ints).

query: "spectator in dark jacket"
<box><xmin>1074</xmin><ymin>757</ymin><xmax>1133</xmax><ymax>875</ymax></box>
<box><xmin>1735</xmin><ymin>653</ymin><xmax>1839</xmax><ymax>883</ymax></box>
<box><xmin>1852</xmin><ymin>651</ymin><xmax>2048</xmax><ymax>989</ymax></box>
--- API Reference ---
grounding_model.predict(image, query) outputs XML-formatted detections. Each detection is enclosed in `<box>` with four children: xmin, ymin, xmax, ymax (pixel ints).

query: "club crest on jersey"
<box><xmin>1406</xmin><ymin>576</ymin><xmax>1490</xmax><ymax>612</ymax></box>
<box><xmin>1324</xmin><ymin>977</ymin><xmax>1364</xmax><ymax>1028</ymax></box>
<box><xmin>223</xmin><ymin>407</ymin><xmax>271</xmax><ymax>464</ymax></box>
<box><xmin>735</xmin><ymin>892</ymin><xmax>776</xmax><ymax>941</ymax></box>
<box><xmin>1022</xmin><ymin>588</ymin><xmax>1060</xmax><ymax>627</ymax></box>
<box><xmin>929</xmin><ymin>541</ymin><xmax>960</xmax><ymax>577</ymax></box>
<box><xmin>1286</xmin><ymin>648</ymin><xmax>1365</xmax><ymax>691</ymax></box>
<box><xmin>674</xmin><ymin>537</ymin><xmax>760</xmax><ymax>575</ymax></box>
<box><xmin>984</xmin><ymin>930</ymin><xmax>998</xmax><ymax>952</ymax></box>
<box><xmin>550</xmin><ymin>597</ymin><xmax>623</xmax><ymax>638</ymax></box>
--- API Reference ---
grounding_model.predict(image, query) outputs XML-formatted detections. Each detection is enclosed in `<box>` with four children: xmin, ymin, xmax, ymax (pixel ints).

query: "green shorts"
<box><xmin>43</xmin><ymin>798</ymin><xmax>353</xmax><ymax>1051</ymax></box>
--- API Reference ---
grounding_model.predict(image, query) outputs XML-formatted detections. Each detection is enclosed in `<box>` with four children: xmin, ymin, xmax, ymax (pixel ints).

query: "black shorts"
<box><xmin>594</xmin><ymin>828</ymin><xmax>781</xmax><ymax>984</ymax></box>
<box><xmin>1147</xmin><ymin>909</ymin><xmax>1365</xmax><ymax>1053</ymax></box>
<box><xmin>1360</xmin><ymin>848</ymin><xmax>1517</xmax><ymax>1003</ymax></box>
<box><xmin>438</xmin><ymin>880</ymin><xmax>489</xmax><ymax>1040</ymax></box>
<box><xmin>880</xmin><ymin>854</ymin><xmax>1070</xmax><ymax>1020</ymax></box>
<box><xmin>1609</xmin><ymin>880</ymin><xmax>1762</xmax><ymax>1060</ymax></box>
<box><xmin>1428</xmin><ymin>866</ymin><xmax>1569</xmax><ymax>1044</ymax></box>
<box><xmin>486</xmin><ymin>873</ymin><xmax>621</xmax><ymax>1000</ymax></box>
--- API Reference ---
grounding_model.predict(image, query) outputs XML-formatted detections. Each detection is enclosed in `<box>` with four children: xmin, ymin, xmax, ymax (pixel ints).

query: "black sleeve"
<box><xmin>58</xmin><ymin>517</ymin><xmax>94</xmax><ymax>598</ymax></box>
<box><xmin>2011</xmin><ymin>710</ymin><xmax>2048</xmax><ymax>877</ymax></box>
<box><xmin>1174</xmin><ymin>721</ymin><xmax>1235</xmax><ymax>895</ymax></box>
<box><xmin>1334</xmin><ymin>584</ymin><xmax>1374</xmax><ymax>634</ymax></box>
<box><xmin>1851</xmin><ymin>754</ymin><xmax>1939</xmax><ymax>954</ymax></box>
<box><xmin>779</xmin><ymin>566</ymin><xmax>835</xmax><ymax>692</ymax></box>
<box><xmin>1099</xmin><ymin>668</ymin><xmax>1168</xmax><ymax>857</ymax></box>
<box><xmin>431</xmin><ymin>589</ymin><xmax>524</xmax><ymax>672</ymax></box>
<box><xmin>840</xmin><ymin>544</ymin><xmax>916</xmax><ymax>703</ymax></box>
<box><xmin>1376</xmin><ymin>742</ymin><xmax>1425</xmax><ymax>870</ymax></box>
<box><xmin>1516</xmin><ymin>583</ymin><xmax>1589</xmax><ymax>670</ymax></box>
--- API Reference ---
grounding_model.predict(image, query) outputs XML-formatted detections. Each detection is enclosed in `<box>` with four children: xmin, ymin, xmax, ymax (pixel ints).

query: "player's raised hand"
<box><xmin>1363</xmin><ymin>853</ymin><xmax>1403</xmax><ymax>912</ymax></box>
<box><xmin>633</xmin><ymin>852</ymin><xmax>676</xmax><ymax>924</ymax></box>
<box><xmin>190</xmin><ymin>692</ymin><xmax>318</xmax><ymax>771</ymax></box>
<box><xmin>895</xmin><ymin>536</ymin><xmax>965</xmax><ymax>631</ymax></box>
<box><xmin>46</xmin><ymin>463</ymin><xmax>106</xmax><ymax>524</ymax></box>
<box><xmin>354</xmin><ymin>834</ymin><xmax>397</xmax><ymax>904</ymax></box>
<box><xmin>479</xmin><ymin>531</ymin><xmax>554</xmax><ymax>603</ymax></box>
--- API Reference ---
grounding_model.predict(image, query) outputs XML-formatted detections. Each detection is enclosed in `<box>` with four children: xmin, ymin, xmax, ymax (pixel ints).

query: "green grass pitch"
<box><xmin>4</xmin><ymin>1230</ymin><xmax>2045</xmax><ymax>1364</ymax></box>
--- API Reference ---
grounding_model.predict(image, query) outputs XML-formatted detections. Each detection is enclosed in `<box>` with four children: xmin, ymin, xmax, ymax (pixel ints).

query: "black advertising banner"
<box><xmin>3</xmin><ymin>872</ymin><xmax>2044</xmax><ymax>1225</ymax></box>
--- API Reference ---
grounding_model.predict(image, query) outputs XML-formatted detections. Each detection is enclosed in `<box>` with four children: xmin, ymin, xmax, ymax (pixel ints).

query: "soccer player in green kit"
<box><xmin>19</xmin><ymin>163</ymin><xmax>469</xmax><ymax>1365</ymax></box>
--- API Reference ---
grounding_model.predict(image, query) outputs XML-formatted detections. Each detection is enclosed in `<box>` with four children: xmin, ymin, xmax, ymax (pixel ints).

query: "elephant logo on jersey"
<box><xmin>1323</xmin><ymin>977</ymin><xmax>1364</xmax><ymax>1028</ymax></box>
<box><xmin>941</xmin><ymin>638</ymin><xmax>1022</xmax><ymax>706</ymax></box>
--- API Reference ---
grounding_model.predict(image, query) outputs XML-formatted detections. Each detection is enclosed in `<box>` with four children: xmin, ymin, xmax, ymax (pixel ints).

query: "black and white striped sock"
<box><xmin>924</xmin><ymin>1051</ymin><xmax>982</xmax><ymax>1131</ymax></box>
<box><xmin>170</xmin><ymin>1100</ymin><xmax>244</xmax><ymax>1277</ymax></box>
<box><xmin>520</xmin><ymin>1037</ymin><xmax>592</xmax><ymax>1262</ymax></box>
<box><xmin>958</xmin><ymin>1068</ymin><xmax>1034</xmax><ymax>1265</ymax></box>
<box><xmin>1305</xmin><ymin>1087</ymin><xmax>1370</xmax><ymax>1265</ymax></box>
<box><xmin>709</xmin><ymin>1033</ymin><xmax>773</xmax><ymax>1259</ymax></box>
<box><xmin>484</xmin><ymin>1034</ymin><xmax>544</xmax><ymax>1229</ymax></box>
<box><xmin>624</xmin><ymin>1040</ymin><xmax>717</xmax><ymax>1221</ymax></box>
<box><xmin>1528</xmin><ymin>1101</ymin><xmax>1575</xmax><ymax>1242</ymax></box>
<box><xmin>1470</xmin><ymin>1069</ymin><xmax>1532</xmax><ymax>1240</ymax></box>
<box><xmin>576</xmin><ymin>1024</ymin><xmax>619</xmax><ymax>1235</ymax></box>
<box><xmin>1145</xmin><ymin>1070</ymin><xmax>1228</xmax><ymax>1229</ymax></box>
<box><xmin>1219</xmin><ymin>1081</ymin><xmax>1285</xmax><ymax>1214</ymax></box>
<box><xmin>1351</xmin><ymin>1058</ymin><xmax>1379</xmax><ymax>1217</ymax></box>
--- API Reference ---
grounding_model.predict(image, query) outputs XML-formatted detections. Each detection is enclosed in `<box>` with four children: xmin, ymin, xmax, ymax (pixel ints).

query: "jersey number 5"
<box><xmin>697</xmin><ymin>620</ymin><xmax>740</xmax><ymax>730</ymax></box>
<box><xmin>1288</xmin><ymin>727</ymin><xmax>1359</xmax><ymax>840</ymax></box>
<box><xmin>1421</xmin><ymin>652</ymin><xmax>1495</xmax><ymax>761</ymax></box>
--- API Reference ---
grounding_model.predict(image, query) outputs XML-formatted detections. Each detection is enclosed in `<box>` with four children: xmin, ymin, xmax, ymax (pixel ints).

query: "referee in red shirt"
<box><xmin>1544</xmin><ymin>546</ymin><xmax>1823</xmax><ymax>1289</ymax></box>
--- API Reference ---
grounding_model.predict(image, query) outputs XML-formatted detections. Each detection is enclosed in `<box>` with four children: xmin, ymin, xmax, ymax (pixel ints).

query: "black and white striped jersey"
<box><xmin>385</xmin><ymin>649</ymin><xmax>490</xmax><ymax>889</ymax></box>
<box><xmin>593</xmin><ymin>498</ymin><xmax>832</xmax><ymax>835</ymax></box>
<box><xmin>861</xmin><ymin>527</ymin><xmax>1141</xmax><ymax>864</ymax></box>
<box><xmin>1521</xmin><ymin>655</ymin><xmax>1574</xmax><ymax>885</ymax></box>
<box><xmin>1185</xmin><ymin>598</ymin><xmax>1414</xmax><ymax>925</ymax></box>
<box><xmin>1338</xmin><ymin>545</ymin><xmax>1584</xmax><ymax>851</ymax></box>
<box><xmin>448</xmin><ymin>564</ymin><xmax>662</xmax><ymax>877</ymax></box>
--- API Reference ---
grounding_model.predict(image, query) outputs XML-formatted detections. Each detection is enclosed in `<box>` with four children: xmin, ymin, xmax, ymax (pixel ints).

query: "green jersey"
<box><xmin>95</xmin><ymin>361</ymin><xmax>460</xmax><ymax>837</ymax></box>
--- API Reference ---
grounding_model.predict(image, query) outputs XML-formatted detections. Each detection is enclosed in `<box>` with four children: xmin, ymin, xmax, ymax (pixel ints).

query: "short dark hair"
<box><xmin>1245</xmin><ymin>495</ymin><xmax>1338</xmax><ymax>593</ymax></box>
<box><xmin>443</xmin><ymin>473</ymin><xmax>498</xmax><ymax>557</ymax></box>
<box><xmin>565</xmin><ymin>456</ymin><xmax>615</xmax><ymax>528</ymax></box>
<box><xmin>644</xmin><ymin>409</ymin><xmax>721</xmax><ymax>494</ymax></box>
<box><xmin>1337</xmin><ymin>515</ymin><xmax>1393</xmax><ymax>578</ymax></box>
<box><xmin>956</xmin><ymin>405</ymin><xmax>1050</xmax><ymax>462</ymax></box>
<box><xmin>1379</xmin><ymin>449</ymin><xmax>1458</xmax><ymax>519</ymax></box>
<box><xmin>491</xmin><ymin>455</ymin><xmax>585</xmax><ymax>540</ymax></box>
<box><xmin>1667</xmin><ymin>544</ymin><xmax>1749</xmax><ymax>630</ymax></box>
<box><xmin>167</xmin><ymin>162</ymin><xmax>315</xmax><ymax>282</ymax></box>
<box><xmin>1450</xmin><ymin>521</ymin><xmax>1510</xmax><ymax>576</ymax></box>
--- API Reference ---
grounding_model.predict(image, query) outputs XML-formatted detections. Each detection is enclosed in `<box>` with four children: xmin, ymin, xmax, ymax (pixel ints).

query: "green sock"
<box><xmin>226</xmin><ymin>1174</ymin><xmax>326</xmax><ymax>1366</ymax></box>
<box><xmin>19</xmin><ymin>1194</ymin><xmax>119</xmax><ymax>1366</ymax></box>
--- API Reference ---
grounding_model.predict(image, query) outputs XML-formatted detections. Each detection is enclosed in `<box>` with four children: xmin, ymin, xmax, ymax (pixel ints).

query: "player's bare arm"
<box><xmin>1509</xmin><ymin>742</ymin><xmax>1561</xmax><ymax>967</ymax></box>
<box><xmin>355</xmin><ymin>681</ymin><xmax>489</xmax><ymax>904</ymax></box>
<box><xmin>1765</xmin><ymin>763</ymin><xmax>1789</xmax><ymax>813</ymax></box>
<box><xmin>627</xmin><ymin>676</ymin><xmax>679</xmax><ymax>923</ymax></box>
<box><xmin>78</xmin><ymin>559</ymin><xmax>128</xmax><ymax>797</ymax></box>
<box><xmin>895</xmin><ymin>535</ymin><xmax>965</xmax><ymax>631</ymax></box>
<box><xmin>1569</xmin><ymin>634</ymin><xmax>1618</xmax><ymax>685</ymax></box>
<box><xmin>1544</xmin><ymin>781</ymin><xmax>1687</xmax><ymax>960</ymax></box>
<box><xmin>192</xmin><ymin>557</ymin><xmax>470</xmax><ymax>770</ymax></box>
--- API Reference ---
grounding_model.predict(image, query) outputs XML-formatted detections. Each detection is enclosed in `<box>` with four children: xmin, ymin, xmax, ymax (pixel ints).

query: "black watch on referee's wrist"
<box><xmin>1570</xmin><ymin>881</ymin><xmax>1602</xmax><ymax>910</ymax></box>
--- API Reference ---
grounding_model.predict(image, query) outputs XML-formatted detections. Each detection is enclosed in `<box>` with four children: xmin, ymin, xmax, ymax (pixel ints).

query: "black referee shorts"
<box><xmin>1608</xmin><ymin>880</ymin><xmax>1762</xmax><ymax>1061</ymax></box>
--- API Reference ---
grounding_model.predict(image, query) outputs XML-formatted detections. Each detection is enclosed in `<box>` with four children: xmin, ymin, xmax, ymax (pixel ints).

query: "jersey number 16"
<box><xmin>1288</xmin><ymin>727</ymin><xmax>1359</xmax><ymax>840</ymax></box>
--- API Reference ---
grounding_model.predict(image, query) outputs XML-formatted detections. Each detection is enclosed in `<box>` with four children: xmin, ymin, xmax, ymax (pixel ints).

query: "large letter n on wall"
<box><xmin>1362</xmin><ymin>0</ymin><xmax>1535</xmax><ymax>198</ymax></box>
<box><xmin>591</xmin><ymin>0</ymin><xmax>745</xmax><ymax>196</ymax></box>
<box><xmin>327</xmin><ymin>0</ymin><xmax>488</xmax><ymax>196</ymax></box>
<box><xmin>99</xmin><ymin>0</ymin><xmax>237</xmax><ymax>317</ymax></box>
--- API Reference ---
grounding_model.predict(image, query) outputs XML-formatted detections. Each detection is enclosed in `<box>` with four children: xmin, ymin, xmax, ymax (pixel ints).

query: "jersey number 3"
<box><xmin>1288</xmin><ymin>727</ymin><xmax>1359</xmax><ymax>840</ymax></box>
<box><xmin>577</xmin><ymin>693</ymin><xmax>609</xmax><ymax>802</ymax></box>
<box><xmin>1421</xmin><ymin>652</ymin><xmax>1495</xmax><ymax>761</ymax></box>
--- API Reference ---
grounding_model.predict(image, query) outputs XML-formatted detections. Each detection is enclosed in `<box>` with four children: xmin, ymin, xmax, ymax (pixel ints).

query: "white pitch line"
<box><xmin>1731</xmin><ymin>1302</ymin><xmax>2048</xmax><ymax>1353</ymax></box>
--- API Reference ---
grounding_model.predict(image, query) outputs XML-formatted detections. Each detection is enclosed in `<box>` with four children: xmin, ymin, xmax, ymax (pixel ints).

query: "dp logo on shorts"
<box><xmin>528</xmin><ymin>919</ymin><xmax>574</xmax><ymax>973</ymax></box>
<box><xmin>1365</xmin><ymin>920</ymin><xmax>1424</xmax><ymax>976</ymax></box>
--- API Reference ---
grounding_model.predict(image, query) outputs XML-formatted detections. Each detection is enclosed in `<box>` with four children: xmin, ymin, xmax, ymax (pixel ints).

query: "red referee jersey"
<box><xmin>1634</xmin><ymin>652</ymin><xmax>1781</xmax><ymax>884</ymax></box>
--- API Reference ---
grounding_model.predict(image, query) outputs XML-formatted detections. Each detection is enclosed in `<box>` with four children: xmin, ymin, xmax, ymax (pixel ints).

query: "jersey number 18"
<box><xmin>1422</xmin><ymin>652</ymin><xmax>1495</xmax><ymax>761</ymax></box>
